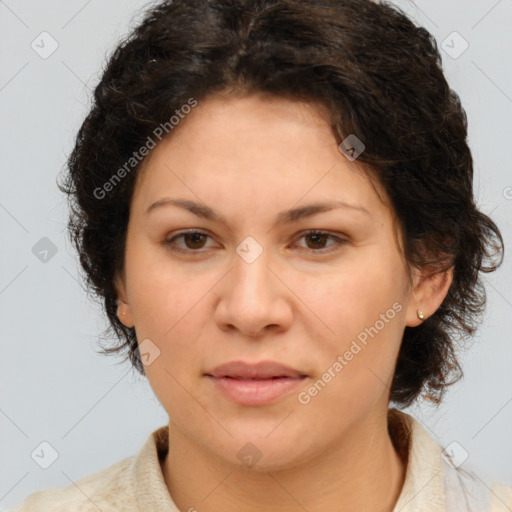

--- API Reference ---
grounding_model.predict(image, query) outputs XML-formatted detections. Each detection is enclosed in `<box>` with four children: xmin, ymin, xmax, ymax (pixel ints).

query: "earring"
<box><xmin>417</xmin><ymin>310</ymin><xmax>425</xmax><ymax>320</ymax></box>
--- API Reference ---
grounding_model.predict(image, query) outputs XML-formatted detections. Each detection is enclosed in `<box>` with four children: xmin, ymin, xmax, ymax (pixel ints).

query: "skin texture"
<box><xmin>115</xmin><ymin>92</ymin><xmax>453</xmax><ymax>512</ymax></box>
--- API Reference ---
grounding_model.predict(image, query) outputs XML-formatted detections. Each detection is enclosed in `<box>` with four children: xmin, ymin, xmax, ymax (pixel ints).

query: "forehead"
<box><xmin>132</xmin><ymin>93</ymin><xmax>388</xmax><ymax>218</ymax></box>
<box><xmin>138</xmin><ymin>93</ymin><xmax>335</xmax><ymax>172</ymax></box>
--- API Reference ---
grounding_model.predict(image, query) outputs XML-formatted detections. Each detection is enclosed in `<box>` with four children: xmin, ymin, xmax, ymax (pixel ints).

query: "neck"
<box><xmin>162</xmin><ymin>410</ymin><xmax>407</xmax><ymax>512</ymax></box>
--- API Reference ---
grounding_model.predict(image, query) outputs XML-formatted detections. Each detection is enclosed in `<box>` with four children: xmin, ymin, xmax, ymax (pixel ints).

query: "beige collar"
<box><xmin>134</xmin><ymin>424</ymin><xmax>179</xmax><ymax>511</ymax></box>
<box><xmin>390</xmin><ymin>409</ymin><xmax>447</xmax><ymax>511</ymax></box>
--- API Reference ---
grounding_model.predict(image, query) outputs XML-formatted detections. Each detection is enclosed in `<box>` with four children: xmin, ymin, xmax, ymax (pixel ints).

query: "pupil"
<box><xmin>308</xmin><ymin>234</ymin><xmax>326</xmax><ymax>249</ymax></box>
<box><xmin>185</xmin><ymin>233</ymin><xmax>205</xmax><ymax>249</ymax></box>
<box><xmin>182</xmin><ymin>233</ymin><xmax>327</xmax><ymax>250</ymax></box>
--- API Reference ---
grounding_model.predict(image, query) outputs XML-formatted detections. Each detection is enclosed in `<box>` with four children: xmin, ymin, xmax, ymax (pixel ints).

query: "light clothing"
<box><xmin>11</xmin><ymin>409</ymin><xmax>512</xmax><ymax>511</ymax></box>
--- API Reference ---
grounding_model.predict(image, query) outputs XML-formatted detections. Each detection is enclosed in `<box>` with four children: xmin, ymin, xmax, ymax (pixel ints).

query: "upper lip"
<box><xmin>206</xmin><ymin>360</ymin><xmax>307</xmax><ymax>379</ymax></box>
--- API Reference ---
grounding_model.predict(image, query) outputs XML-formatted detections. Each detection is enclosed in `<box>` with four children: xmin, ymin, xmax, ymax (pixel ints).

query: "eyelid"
<box><xmin>164</xmin><ymin>229</ymin><xmax>219</xmax><ymax>252</ymax></box>
<box><xmin>164</xmin><ymin>229</ymin><xmax>347</xmax><ymax>254</ymax></box>
<box><xmin>291</xmin><ymin>229</ymin><xmax>347</xmax><ymax>252</ymax></box>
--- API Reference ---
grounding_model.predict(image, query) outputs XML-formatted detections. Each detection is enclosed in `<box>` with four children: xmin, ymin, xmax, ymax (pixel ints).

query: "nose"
<box><xmin>214</xmin><ymin>249</ymin><xmax>293</xmax><ymax>337</ymax></box>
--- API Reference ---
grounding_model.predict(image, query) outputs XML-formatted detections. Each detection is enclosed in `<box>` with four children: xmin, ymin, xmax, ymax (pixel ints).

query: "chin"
<box><xmin>214</xmin><ymin>434</ymin><xmax>315</xmax><ymax>474</ymax></box>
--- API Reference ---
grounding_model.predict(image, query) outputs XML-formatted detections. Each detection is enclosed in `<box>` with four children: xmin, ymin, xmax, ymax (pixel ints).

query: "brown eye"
<box><xmin>182</xmin><ymin>232</ymin><xmax>208</xmax><ymax>249</ymax></box>
<box><xmin>164</xmin><ymin>230</ymin><xmax>215</xmax><ymax>253</ymax></box>
<box><xmin>304</xmin><ymin>232</ymin><xmax>330</xmax><ymax>250</ymax></box>
<box><xmin>295</xmin><ymin>230</ymin><xmax>346</xmax><ymax>253</ymax></box>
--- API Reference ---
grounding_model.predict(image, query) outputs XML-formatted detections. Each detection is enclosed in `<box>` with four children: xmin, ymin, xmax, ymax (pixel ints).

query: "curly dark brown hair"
<box><xmin>58</xmin><ymin>0</ymin><xmax>504</xmax><ymax>407</ymax></box>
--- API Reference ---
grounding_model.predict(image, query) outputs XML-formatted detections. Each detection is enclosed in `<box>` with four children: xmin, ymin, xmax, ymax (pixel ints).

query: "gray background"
<box><xmin>1</xmin><ymin>0</ymin><xmax>511</xmax><ymax>509</ymax></box>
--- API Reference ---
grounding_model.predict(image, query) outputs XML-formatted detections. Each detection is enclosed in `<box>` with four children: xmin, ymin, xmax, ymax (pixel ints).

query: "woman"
<box><xmin>12</xmin><ymin>0</ymin><xmax>511</xmax><ymax>510</ymax></box>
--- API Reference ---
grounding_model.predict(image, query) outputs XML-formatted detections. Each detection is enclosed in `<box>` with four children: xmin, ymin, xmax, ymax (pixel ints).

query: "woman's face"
<box><xmin>116</xmin><ymin>93</ymin><xmax>426</xmax><ymax>470</ymax></box>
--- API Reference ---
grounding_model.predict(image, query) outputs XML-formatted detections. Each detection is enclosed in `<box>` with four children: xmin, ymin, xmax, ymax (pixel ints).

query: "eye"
<box><xmin>163</xmin><ymin>229</ymin><xmax>347</xmax><ymax>255</ymax></box>
<box><xmin>164</xmin><ymin>230</ymin><xmax>217</xmax><ymax>253</ymax></box>
<box><xmin>294</xmin><ymin>230</ymin><xmax>346</xmax><ymax>252</ymax></box>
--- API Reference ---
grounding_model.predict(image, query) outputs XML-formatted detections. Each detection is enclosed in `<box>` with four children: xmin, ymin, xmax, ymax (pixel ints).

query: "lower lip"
<box><xmin>207</xmin><ymin>376</ymin><xmax>307</xmax><ymax>406</ymax></box>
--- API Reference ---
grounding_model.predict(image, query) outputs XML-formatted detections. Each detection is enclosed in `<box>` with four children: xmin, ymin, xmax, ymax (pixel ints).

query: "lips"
<box><xmin>205</xmin><ymin>361</ymin><xmax>308</xmax><ymax>406</ymax></box>
<box><xmin>205</xmin><ymin>360</ymin><xmax>307</xmax><ymax>380</ymax></box>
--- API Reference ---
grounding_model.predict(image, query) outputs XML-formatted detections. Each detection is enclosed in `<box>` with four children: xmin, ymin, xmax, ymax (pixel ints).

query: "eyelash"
<box><xmin>164</xmin><ymin>229</ymin><xmax>347</xmax><ymax>255</ymax></box>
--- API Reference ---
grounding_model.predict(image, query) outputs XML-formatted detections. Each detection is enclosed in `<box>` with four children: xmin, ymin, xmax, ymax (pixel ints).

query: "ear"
<box><xmin>405</xmin><ymin>263</ymin><xmax>454</xmax><ymax>327</ymax></box>
<box><xmin>114</xmin><ymin>272</ymin><xmax>135</xmax><ymax>328</ymax></box>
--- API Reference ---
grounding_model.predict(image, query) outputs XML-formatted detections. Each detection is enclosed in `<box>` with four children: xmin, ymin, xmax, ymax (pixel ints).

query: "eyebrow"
<box><xmin>145</xmin><ymin>198</ymin><xmax>371</xmax><ymax>225</ymax></box>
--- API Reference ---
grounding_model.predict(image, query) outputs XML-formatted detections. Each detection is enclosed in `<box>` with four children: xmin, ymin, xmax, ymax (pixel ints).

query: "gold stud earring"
<box><xmin>417</xmin><ymin>310</ymin><xmax>425</xmax><ymax>320</ymax></box>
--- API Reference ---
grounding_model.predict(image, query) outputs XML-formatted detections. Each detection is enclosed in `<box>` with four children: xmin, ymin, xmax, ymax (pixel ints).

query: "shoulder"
<box><xmin>10</xmin><ymin>425</ymin><xmax>170</xmax><ymax>512</ymax></box>
<box><xmin>490</xmin><ymin>482</ymin><xmax>512</xmax><ymax>512</ymax></box>
<box><xmin>390</xmin><ymin>409</ymin><xmax>512</xmax><ymax>512</ymax></box>
<box><xmin>10</xmin><ymin>455</ymin><xmax>136</xmax><ymax>512</ymax></box>
<box><xmin>442</xmin><ymin>458</ymin><xmax>512</xmax><ymax>512</ymax></box>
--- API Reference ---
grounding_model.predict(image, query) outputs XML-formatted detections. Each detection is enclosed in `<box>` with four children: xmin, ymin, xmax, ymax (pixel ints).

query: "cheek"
<box><xmin>296</xmin><ymin>309</ymin><xmax>405</xmax><ymax>425</ymax></box>
<box><xmin>130</xmin><ymin>265</ymin><xmax>215</xmax><ymax>378</ymax></box>
<box><xmin>126</xmin><ymin>246</ymin><xmax>208</xmax><ymax>338</ymax></box>
<box><xmin>140</xmin><ymin>306</ymin><xmax>208</xmax><ymax>417</ymax></box>
<box><xmin>296</xmin><ymin>257</ymin><xmax>407</xmax><ymax>390</ymax></box>
<box><xmin>297</xmin><ymin>257</ymin><xmax>406</xmax><ymax>337</ymax></box>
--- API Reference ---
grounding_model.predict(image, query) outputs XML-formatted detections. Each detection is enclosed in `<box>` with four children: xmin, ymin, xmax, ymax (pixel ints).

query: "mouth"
<box><xmin>205</xmin><ymin>360</ymin><xmax>308</xmax><ymax>380</ymax></box>
<box><xmin>205</xmin><ymin>360</ymin><xmax>308</xmax><ymax>406</ymax></box>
